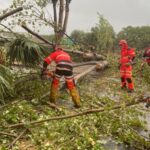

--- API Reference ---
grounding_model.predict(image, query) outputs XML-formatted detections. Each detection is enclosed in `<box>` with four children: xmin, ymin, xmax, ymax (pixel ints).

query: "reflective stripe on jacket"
<box><xmin>44</xmin><ymin>50</ymin><xmax>72</xmax><ymax>64</ymax></box>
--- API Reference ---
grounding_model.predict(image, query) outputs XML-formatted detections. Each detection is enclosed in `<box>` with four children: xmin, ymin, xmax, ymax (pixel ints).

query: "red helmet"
<box><xmin>119</xmin><ymin>40</ymin><xmax>127</xmax><ymax>46</ymax></box>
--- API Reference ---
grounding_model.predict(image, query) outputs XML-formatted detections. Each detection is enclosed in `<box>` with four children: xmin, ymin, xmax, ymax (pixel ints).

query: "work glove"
<box><xmin>40</xmin><ymin>68</ymin><xmax>47</xmax><ymax>79</ymax></box>
<box><xmin>145</xmin><ymin>97</ymin><xmax>150</xmax><ymax>108</ymax></box>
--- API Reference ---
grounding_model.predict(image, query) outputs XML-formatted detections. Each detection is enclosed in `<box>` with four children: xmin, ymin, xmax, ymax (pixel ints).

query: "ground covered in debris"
<box><xmin>0</xmin><ymin>55</ymin><xmax>150</xmax><ymax>150</ymax></box>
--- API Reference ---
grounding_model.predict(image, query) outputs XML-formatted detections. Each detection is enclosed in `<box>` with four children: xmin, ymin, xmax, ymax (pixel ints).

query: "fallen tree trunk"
<box><xmin>74</xmin><ymin>65</ymin><xmax>96</xmax><ymax>83</ymax></box>
<box><xmin>21</xmin><ymin>25</ymin><xmax>105</xmax><ymax>60</ymax></box>
<box><xmin>21</xmin><ymin>24</ymin><xmax>53</xmax><ymax>46</ymax></box>
<box><xmin>8</xmin><ymin>96</ymin><xmax>149</xmax><ymax>128</ymax></box>
<box><xmin>73</xmin><ymin>61</ymin><xmax>98</xmax><ymax>67</ymax></box>
<box><xmin>65</xmin><ymin>49</ymin><xmax>105</xmax><ymax>61</ymax></box>
<box><xmin>0</xmin><ymin>7</ymin><xmax>23</xmax><ymax>21</ymax></box>
<box><xmin>95</xmin><ymin>61</ymin><xmax>109</xmax><ymax>71</ymax></box>
<box><xmin>74</xmin><ymin>61</ymin><xmax>108</xmax><ymax>83</ymax></box>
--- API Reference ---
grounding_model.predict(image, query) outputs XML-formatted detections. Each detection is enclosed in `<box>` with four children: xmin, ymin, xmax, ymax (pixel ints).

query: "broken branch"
<box><xmin>0</xmin><ymin>7</ymin><xmax>23</xmax><ymax>21</ymax></box>
<box><xmin>8</xmin><ymin>97</ymin><xmax>147</xmax><ymax>128</ymax></box>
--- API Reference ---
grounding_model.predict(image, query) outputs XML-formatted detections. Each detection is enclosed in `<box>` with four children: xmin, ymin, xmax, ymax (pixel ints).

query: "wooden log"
<box><xmin>0</xmin><ymin>7</ymin><xmax>23</xmax><ymax>21</ymax></box>
<box><xmin>74</xmin><ymin>65</ymin><xmax>96</xmax><ymax>83</ymax></box>
<box><xmin>73</xmin><ymin>61</ymin><xmax>98</xmax><ymax>67</ymax></box>
<box><xmin>95</xmin><ymin>61</ymin><xmax>108</xmax><ymax>71</ymax></box>
<box><xmin>65</xmin><ymin>49</ymin><xmax>105</xmax><ymax>61</ymax></box>
<box><xmin>74</xmin><ymin>61</ymin><xmax>108</xmax><ymax>83</ymax></box>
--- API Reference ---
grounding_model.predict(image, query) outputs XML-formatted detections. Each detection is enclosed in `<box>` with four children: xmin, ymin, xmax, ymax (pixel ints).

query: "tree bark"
<box><xmin>58</xmin><ymin>0</ymin><xmax>64</xmax><ymax>29</ymax></box>
<box><xmin>74</xmin><ymin>65</ymin><xmax>96</xmax><ymax>83</ymax></box>
<box><xmin>21</xmin><ymin>24</ymin><xmax>53</xmax><ymax>46</ymax></box>
<box><xmin>0</xmin><ymin>7</ymin><xmax>23</xmax><ymax>21</ymax></box>
<box><xmin>52</xmin><ymin>0</ymin><xmax>58</xmax><ymax>33</ymax></box>
<box><xmin>63</xmin><ymin>0</ymin><xmax>70</xmax><ymax>33</ymax></box>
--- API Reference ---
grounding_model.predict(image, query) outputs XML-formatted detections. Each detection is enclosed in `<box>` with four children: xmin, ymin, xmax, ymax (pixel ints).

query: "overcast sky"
<box><xmin>1</xmin><ymin>0</ymin><xmax>150</xmax><ymax>34</ymax></box>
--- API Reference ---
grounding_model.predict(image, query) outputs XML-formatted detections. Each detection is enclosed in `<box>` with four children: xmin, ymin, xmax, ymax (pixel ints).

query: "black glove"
<box><xmin>145</xmin><ymin>98</ymin><xmax>150</xmax><ymax>108</ymax></box>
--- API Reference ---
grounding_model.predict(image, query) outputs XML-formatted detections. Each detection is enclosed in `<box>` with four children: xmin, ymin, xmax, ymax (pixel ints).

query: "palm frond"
<box><xmin>0</xmin><ymin>64</ymin><xmax>14</xmax><ymax>104</ymax></box>
<box><xmin>7</xmin><ymin>36</ymin><xmax>48</xmax><ymax>67</ymax></box>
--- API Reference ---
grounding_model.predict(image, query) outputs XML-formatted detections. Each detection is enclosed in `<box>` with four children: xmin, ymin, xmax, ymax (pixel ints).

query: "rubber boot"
<box><xmin>50</xmin><ymin>84</ymin><xmax>58</xmax><ymax>104</ymax></box>
<box><xmin>127</xmin><ymin>83</ymin><xmax>134</xmax><ymax>93</ymax></box>
<box><xmin>126</xmin><ymin>78</ymin><xmax>134</xmax><ymax>93</ymax></box>
<box><xmin>70</xmin><ymin>87</ymin><xmax>81</xmax><ymax>108</ymax></box>
<box><xmin>121</xmin><ymin>77</ymin><xmax>126</xmax><ymax>89</ymax></box>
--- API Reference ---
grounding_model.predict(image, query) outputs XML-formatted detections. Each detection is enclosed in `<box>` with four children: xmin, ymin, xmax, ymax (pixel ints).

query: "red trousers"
<box><xmin>52</xmin><ymin>75</ymin><xmax>75</xmax><ymax>90</ymax></box>
<box><xmin>120</xmin><ymin>65</ymin><xmax>134</xmax><ymax>90</ymax></box>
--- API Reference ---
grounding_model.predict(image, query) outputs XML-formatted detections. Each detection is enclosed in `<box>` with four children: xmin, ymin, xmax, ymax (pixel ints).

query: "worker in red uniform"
<box><xmin>119</xmin><ymin>40</ymin><xmax>136</xmax><ymax>92</ymax></box>
<box><xmin>41</xmin><ymin>46</ymin><xmax>81</xmax><ymax>108</ymax></box>
<box><xmin>143</xmin><ymin>47</ymin><xmax>150</xmax><ymax>66</ymax></box>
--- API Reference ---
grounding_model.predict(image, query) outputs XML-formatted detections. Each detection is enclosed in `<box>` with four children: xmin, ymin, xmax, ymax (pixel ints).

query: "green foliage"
<box><xmin>91</xmin><ymin>14</ymin><xmax>115</xmax><ymax>52</ymax></box>
<box><xmin>70</xmin><ymin>30</ymin><xmax>86</xmax><ymax>45</ymax></box>
<box><xmin>7</xmin><ymin>36</ymin><xmax>48</xmax><ymax>66</ymax></box>
<box><xmin>70</xmin><ymin>14</ymin><xmax>116</xmax><ymax>53</ymax></box>
<box><xmin>0</xmin><ymin>65</ymin><xmax>14</xmax><ymax>104</ymax></box>
<box><xmin>117</xmin><ymin>26</ymin><xmax>150</xmax><ymax>50</ymax></box>
<box><xmin>141</xmin><ymin>64</ymin><xmax>150</xmax><ymax>86</ymax></box>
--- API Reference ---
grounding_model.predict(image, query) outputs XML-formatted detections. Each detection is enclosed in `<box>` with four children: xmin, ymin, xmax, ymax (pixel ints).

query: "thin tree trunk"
<box><xmin>58</xmin><ymin>0</ymin><xmax>64</xmax><ymax>29</ymax></box>
<box><xmin>63</xmin><ymin>0</ymin><xmax>70</xmax><ymax>33</ymax></box>
<box><xmin>52</xmin><ymin>2</ymin><xmax>58</xmax><ymax>33</ymax></box>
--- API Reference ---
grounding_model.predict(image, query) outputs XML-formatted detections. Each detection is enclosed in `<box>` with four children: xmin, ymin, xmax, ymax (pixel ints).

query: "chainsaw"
<box><xmin>41</xmin><ymin>70</ymin><xmax>54</xmax><ymax>80</ymax></box>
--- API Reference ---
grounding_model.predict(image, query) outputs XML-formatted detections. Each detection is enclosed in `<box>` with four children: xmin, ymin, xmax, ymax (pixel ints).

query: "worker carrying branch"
<box><xmin>41</xmin><ymin>46</ymin><xmax>81</xmax><ymax>108</ymax></box>
<box><xmin>119</xmin><ymin>40</ymin><xmax>136</xmax><ymax>92</ymax></box>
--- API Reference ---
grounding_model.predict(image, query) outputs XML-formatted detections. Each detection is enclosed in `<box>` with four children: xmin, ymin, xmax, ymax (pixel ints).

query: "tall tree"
<box><xmin>91</xmin><ymin>14</ymin><xmax>115</xmax><ymax>53</ymax></box>
<box><xmin>117</xmin><ymin>26</ymin><xmax>150</xmax><ymax>50</ymax></box>
<box><xmin>6</xmin><ymin>0</ymin><xmax>72</xmax><ymax>44</ymax></box>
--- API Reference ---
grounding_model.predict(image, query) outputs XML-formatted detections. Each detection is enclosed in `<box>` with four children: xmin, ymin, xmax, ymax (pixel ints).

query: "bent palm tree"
<box><xmin>7</xmin><ymin>37</ymin><xmax>48</xmax><ymax>66</ymax></box>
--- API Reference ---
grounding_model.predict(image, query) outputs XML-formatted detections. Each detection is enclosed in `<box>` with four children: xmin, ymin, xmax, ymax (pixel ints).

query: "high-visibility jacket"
<box><xmin>120</xmin><ymin>47</ymin><xmax>135</xmax><ymax>66</ymax></box>
<box><xmin>44</xmin><ymin>50</ymin><xmax>72</xmax><ymax>64</ymax></box>
<box><xmin>119</xmin><ymin>44</ymin><xmax>135</xmax><ymax>78</ymax></box>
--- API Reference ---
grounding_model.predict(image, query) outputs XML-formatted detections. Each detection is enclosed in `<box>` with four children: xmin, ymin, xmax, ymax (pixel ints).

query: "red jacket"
<box><xmin>120</xmin><ymin>44</ymin><xmax>135</xmax><ymax>65</ymax></box>
<box><xmin>44</xmin><ymin>50</ymin><xmax>72</xmax><ymax>64</ymax></box>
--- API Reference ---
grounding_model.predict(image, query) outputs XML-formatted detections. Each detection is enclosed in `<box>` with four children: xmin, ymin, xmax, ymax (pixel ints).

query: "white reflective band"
<box><xmin>55</xmin><ymin>74</ymin><xmax>61</xmax><ymax>78</ymax></box>
<box><xmin>65</xmin><ymin>75</ymin><xmax>74</xmax><ymax>79</ymax></box>
<box><xmin>58</xmin><ymin>61</ymin><xmax>72</xmax><ymax>66</ymax></box>
<box><xmin>56</xmin><ymin>67</ymin><xmax>71</xmax><ymax>71</ymax></box>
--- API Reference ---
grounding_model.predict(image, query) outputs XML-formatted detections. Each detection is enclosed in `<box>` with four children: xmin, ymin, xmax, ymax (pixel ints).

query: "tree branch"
<box><xmin>21</xmin><ymin>24</ymin><xmax>53</xmax><ymax>46</ymax></box>
<box><xmin>7</xmin><ymin>129</ymin><xmax>27</xmax><ymax>149</ymax></box>
<box><xmin>0</xmin><ymin>7</ymin><xmax>23</xmax><ymax>21</ymax></box>
<box><xmin>0</xmin><ymin>131</ymin><xmax>17</xmax><ymax>138</ymax></box>
<box><xmin>8</xmin><ymin>97</ymin><xmax>147</xmax><ymax>128</ymax></box>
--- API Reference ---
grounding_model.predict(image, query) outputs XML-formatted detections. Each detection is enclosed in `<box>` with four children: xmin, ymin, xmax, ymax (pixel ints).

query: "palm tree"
<box><xmin>7</xmin><ymin>36</ymin><xmax>48</xmax><ymax>66</ymax></box>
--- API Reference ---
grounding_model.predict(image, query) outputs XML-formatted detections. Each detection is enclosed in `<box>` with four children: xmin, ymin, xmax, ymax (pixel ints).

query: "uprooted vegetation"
<box><xmin>0</xmin><ymin>54</ymin><xmax>150</xmax><ymax>150</ymax></box>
